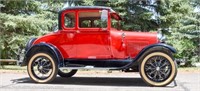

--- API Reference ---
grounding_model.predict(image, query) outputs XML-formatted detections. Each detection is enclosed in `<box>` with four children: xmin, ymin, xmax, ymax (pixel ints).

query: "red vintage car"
<box><xmin>18</xmin><ymin>6</ymin><xmax>177</xmax><ymax>86</ymax></box>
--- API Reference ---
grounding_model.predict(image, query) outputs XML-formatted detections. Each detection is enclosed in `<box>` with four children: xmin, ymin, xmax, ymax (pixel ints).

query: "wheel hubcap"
<box><xmin>31</xmin><ymin>56</ymin><xmax>53</xmax><ymax>80</ymax></box>
<box><xmin>144</xmin><ymin>56</ymin><xmax>172</xmax><ymax>82</ymax></box>
<box><xmin>156</xmin><ymin>67</ymin><xmax>160</xmax><ymax>71</ymax></box>
<box><xmin>39</xmin><ymin>66</ymin><xmax>43</xmax><ymax>70</ymax></box>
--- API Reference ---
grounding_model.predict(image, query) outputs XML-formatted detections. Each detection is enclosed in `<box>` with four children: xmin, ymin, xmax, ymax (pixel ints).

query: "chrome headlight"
<box><xmin>157</xmin><ymin>32</ymin><xmax>166</xmax><ymax>43</ymax></box>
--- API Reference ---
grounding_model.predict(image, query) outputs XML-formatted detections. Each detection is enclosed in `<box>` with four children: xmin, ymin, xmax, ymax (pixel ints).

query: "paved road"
<box><xmin>0</xmin><ymin>71</ymin><xmax>199</xmax><ymax>91</ymax></box>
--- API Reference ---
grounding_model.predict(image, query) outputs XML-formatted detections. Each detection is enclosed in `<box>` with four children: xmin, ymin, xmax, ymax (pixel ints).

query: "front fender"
<box><xmin>135</xmin><ymin>43</ymin><xmax>176</xmax><ymax>61</ymax></box>
<box><xmin>118</xmin><ymin>43</ymin><xmax>176</xmax><ymax>69</ymax></box>
<box><xmin>24</xmin><ymin>43</ymin><xmax>63</xmax><ymax>67</ymax></box>
<box><xmin>144</xmin><ymin>43</ymin><xmax>176</xmax><ymax>53</ymax></box>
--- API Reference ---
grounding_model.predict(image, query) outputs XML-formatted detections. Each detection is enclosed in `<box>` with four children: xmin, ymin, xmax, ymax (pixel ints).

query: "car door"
<box><xmin>59</xmin><ymin>11</ymin><xmax>77</xmax><ymax>58</ymax></box>
<box><xmin>74</xmin><ymin>10</ymin><xmax>112</xmax><ymax>59</ymax></box>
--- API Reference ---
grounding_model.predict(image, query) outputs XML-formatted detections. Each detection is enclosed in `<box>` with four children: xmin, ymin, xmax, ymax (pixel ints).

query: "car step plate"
<box><xmin>59</xmin><ymin>66</ymin><xmax>119</xmax><ymax>70</ymax></box>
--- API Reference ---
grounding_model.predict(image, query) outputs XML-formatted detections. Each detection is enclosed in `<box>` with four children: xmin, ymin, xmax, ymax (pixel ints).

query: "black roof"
<box><xmin>60</xmin><ymin>6</ymin><xmax>115</xmax><ymax>12</ymax></box>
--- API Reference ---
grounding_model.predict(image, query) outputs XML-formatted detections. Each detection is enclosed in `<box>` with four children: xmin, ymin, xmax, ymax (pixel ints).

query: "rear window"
<box><xmin>64</xmin><ymin>12</ymin><xmax>75</xmax><ymax>28</ymax></box>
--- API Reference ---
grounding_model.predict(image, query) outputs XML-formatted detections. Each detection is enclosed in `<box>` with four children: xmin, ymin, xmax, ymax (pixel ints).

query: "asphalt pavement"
<box><xmin>0</xmin><ymin>71</ymin><xmax>199</xmax><ymax>91</ymax></box>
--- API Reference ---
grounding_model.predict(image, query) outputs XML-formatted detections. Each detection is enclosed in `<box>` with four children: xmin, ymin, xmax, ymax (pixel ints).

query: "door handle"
<box><xmin>121</xmin><ymin>33</ymin><xmax>126</xmax><ymax>47</ymax></box>
<box><xmin>121</xmin><ymin>32</ymin><xmax>125</xmax><ymax>42</ymax></box>
<box><xmin>76</xmin><ymin>30</ymin><xmax>80</xmax><ymax>33</ymax></box>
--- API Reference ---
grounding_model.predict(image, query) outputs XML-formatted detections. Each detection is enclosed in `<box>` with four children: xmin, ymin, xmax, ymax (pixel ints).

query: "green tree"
<box><xmin>107</xmin><ymin>0</ymin><xmax>159</xmax><ymax>31</ymax></box>
<box><xmin>0</xmin><ymin>0</ymin><xmax>199</xmax><ymax>67</ymax></box>
<box><xmin>156</xmin><ymin>0</ymin><xmax>199</xmax><ymax>66</ymax></box>
<box><xmin>0</xmin><ymin>0</ymin><xmax>57</xmax><ymax>59</ymax></box>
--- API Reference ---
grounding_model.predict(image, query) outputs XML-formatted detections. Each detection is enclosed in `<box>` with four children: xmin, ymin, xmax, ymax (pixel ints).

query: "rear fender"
<box><xmin>25</xmin><ymin>43</ymin><xmax>63</xmax><ymax>67</ymax></box>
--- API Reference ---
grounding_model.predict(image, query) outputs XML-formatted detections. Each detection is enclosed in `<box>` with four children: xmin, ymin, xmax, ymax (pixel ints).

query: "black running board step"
<box><xmin>59</xmin><ymin>66</ymin><xmax>120</xmax><ymax>70</ymax></box>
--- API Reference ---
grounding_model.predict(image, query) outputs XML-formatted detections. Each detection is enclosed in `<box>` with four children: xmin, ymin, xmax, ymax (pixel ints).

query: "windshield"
<box><xmin>111</xmin><ymin>13</ymin><xmax>121</xmax><ymax>30</ymax></box>
<box><xmin>111</xmin><ymin>16</ymin><xmax>121</xmax><ymax>30</ymax></box>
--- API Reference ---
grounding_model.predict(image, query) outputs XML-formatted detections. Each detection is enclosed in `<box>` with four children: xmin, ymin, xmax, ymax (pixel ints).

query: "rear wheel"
<box><xmin>58</xmin><ymin>69</ymin><xmax>77</xmax><ymax>77</ymax></box>
<box><xmin>27</xmin><ymin>52</ymin><xmax>58</xmax><ymax>83</ymax></box>
<box><xmin>139</xmin><ymin>52</ymin><xmax>177</xmax><ymax>86</ymax></box>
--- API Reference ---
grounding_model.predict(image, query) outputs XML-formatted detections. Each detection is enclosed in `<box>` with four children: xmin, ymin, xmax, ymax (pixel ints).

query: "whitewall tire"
<box><xmin>139</xmin><ymin>52</ymin><xmax>177</xmax><ymax>86</ymax></box>
<box><xmin>27</xmin><ymin>53</ymin><xmax>58</xmax><ymax>83</ymax></box>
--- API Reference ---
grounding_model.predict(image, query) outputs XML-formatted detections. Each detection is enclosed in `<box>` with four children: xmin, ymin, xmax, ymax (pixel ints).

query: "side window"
<box><xmin>65</xmin><ymin>12</ymin><xmax>75</xmax><ymax>28</ymax></box>
<box><xmin>78</xmin><ymin>10</ymin><xmax>107</xmax><ymax>28</ymax></box>
<box><xmin>93</xmin><ymin>19</ymin><xmax>101</xmax><ymax>27</ymax></box>
<box><xmin>80</xmin><ymin>20</ymin><xmax>91</xmax><ymax>28</ymax></box>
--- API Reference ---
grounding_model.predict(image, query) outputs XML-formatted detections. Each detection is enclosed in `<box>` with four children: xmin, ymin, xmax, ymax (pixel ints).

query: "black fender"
<box><xmin>25</xmin><ymin>38</ymin><xmax>37</xmax><ymax>51</ymax></box>
<box><xmin>123</xmin><ymin>43</ymin><xmax>176</xmax><ymax>69</ymax></box>
<box><xmin>137</xmin><ymin>43</ymin><xmax>177</xmax><ymax>57</ymax></box>
<box><xmin>25</xmin><ymin>43</ymin><xmax>64</xmax><ymax>67</ymax></box>
<box><xmin>135</xmin><ymin>43</ymin><xmax>176</xmax><ymax>61</ymax></box>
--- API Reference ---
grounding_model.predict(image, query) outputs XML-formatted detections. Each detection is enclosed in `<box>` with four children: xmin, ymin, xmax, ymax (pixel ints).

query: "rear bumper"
<box><xmin>17</xmin><ymin>49</ymin><xmax>26</xmax><ymax>66</ymax></box>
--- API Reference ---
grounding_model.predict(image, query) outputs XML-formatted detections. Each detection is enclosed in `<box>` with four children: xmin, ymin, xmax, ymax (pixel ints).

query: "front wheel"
<box><xmin>27</xmin><ymin>52</ymin><xmax>58</xmax><ymax>83</ymax></box>
<box><xmin>139</xmin><ymin>52</ymin><xmax>177</xmax><ymax>87</ymax></box>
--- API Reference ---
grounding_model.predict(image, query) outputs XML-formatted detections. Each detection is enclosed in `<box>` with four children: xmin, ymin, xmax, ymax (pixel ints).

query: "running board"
<box><xmin>59</xmin><ymin>66</ymin><xmax>120</xmax><ymax>70</ymax></box>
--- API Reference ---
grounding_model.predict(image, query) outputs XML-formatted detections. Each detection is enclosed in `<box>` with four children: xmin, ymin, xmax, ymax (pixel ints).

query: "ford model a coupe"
<box><xmin>18</xmin><ymin>6</ymin><xmax>177</xmax><ymax>86</ymax></box>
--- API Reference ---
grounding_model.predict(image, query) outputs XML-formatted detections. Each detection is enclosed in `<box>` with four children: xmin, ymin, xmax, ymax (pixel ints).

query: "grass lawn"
<box><xmin>0</xmin><ymin>65</ymin><xmax>26</xmax><ymax>70</ymax></box>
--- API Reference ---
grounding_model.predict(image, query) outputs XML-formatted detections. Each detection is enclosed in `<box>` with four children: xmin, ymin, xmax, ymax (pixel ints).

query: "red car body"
<box><xmin>33</xmin><ymin>7</ymin><xmax>158</xmax><ymax>60</ymax></box>
<box><xmin>18</xmin><ymin>6</ymin><xmax>177</xmax><ymax>86</ymax></box>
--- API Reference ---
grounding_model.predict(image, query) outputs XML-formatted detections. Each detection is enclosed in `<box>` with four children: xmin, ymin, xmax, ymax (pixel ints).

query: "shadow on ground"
<box><xmin>11</xmin><ymin>76</ymin><xmax>149</xmax><ymax>87</ymax></box>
